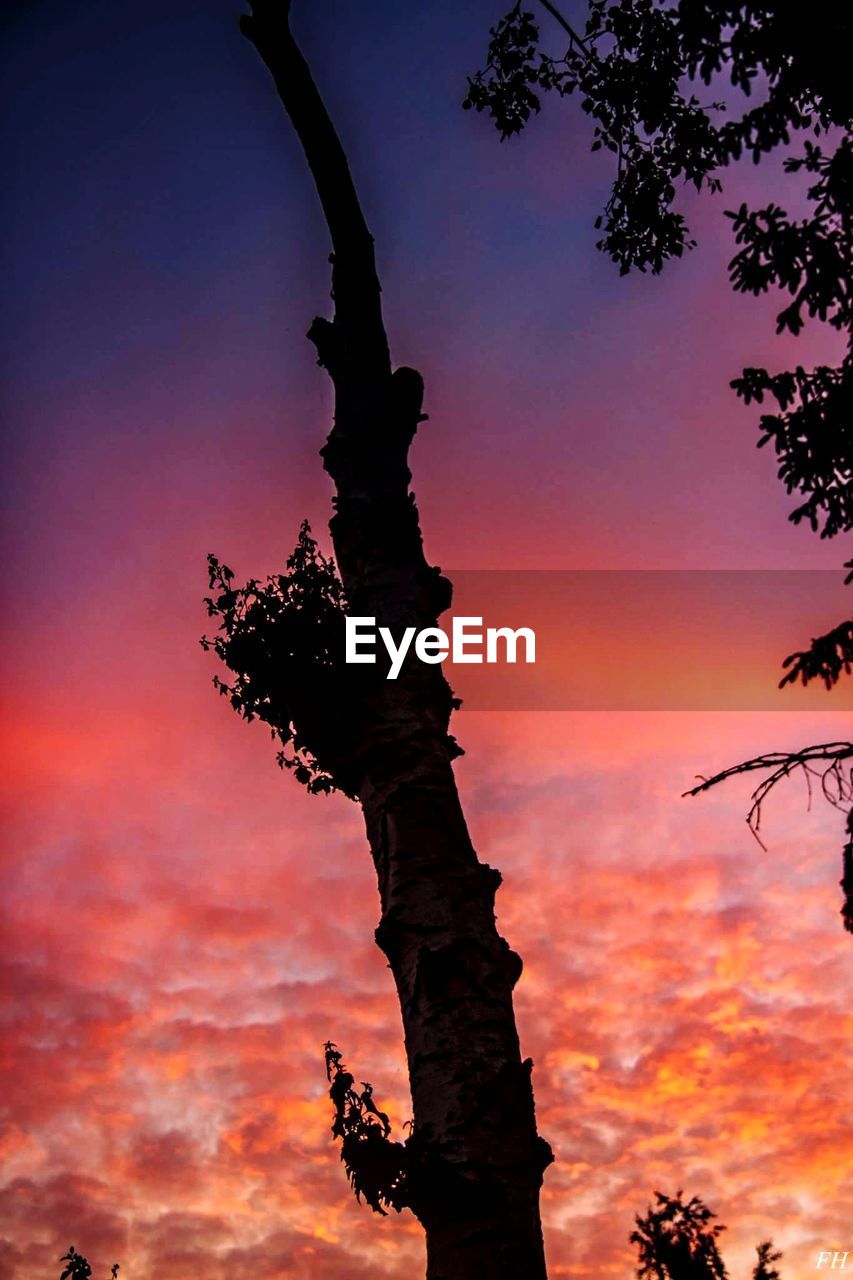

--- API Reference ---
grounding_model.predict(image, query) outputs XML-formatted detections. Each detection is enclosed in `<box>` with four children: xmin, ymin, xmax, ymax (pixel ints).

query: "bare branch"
<box><xmin>684</xmin><ymin>742</ymin><xmax>853</xmax><ymax>846</ymax></box>
<box><xmin>240</xmin><ymin>1</ymin><xmax>390</xmax><ymax>382</ymax></box>
<box><xmin>685</xmin><ymin>743</ymin><xmax>853</xmax><ymax>932</ymax></box>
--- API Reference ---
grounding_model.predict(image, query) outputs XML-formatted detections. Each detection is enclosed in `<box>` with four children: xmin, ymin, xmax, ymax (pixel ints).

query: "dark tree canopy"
<box><xmin>631</xmin><ymin>1191</ymin><xmax>730</xmax><ymax>1280</ymax></box>
<box><xmin>630</xmin><ymin>1191</ymin><xmax>785</xmax><ymax>1280</ymax></box>
<box><xmin>466</xmin><ymin>0</ymin><xmax>852</xmax><ymax>595</ymax></box>
<box><xmin>324</xmin><ymin>1042</ymin><xmax>409</xmax><ymax>1217</ymax></box>
<box><xmin>753</xmin><ymin>1242</ymin><xmax>783</xmax><ymax>1280</ymax></box>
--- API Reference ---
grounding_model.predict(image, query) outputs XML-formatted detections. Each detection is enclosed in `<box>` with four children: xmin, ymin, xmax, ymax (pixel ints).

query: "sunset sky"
<box><xmin>1</xmin><ymin>2</ymin><xmax>851</xmax><ymax>1277</ymax></box>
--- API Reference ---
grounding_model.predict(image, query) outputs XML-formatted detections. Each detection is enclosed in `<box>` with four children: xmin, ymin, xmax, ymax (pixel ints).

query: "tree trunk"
<box><xmin>240</xmin><ymin>6</ymin><xmax>552</xmax><ymax>1276</ymax></box>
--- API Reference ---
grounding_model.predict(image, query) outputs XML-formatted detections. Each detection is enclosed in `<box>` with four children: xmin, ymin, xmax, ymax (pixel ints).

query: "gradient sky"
<box><xmin>2</xmin><ymin>2</ymin><xmax>851</xmax><ymax>1277</ymax></box>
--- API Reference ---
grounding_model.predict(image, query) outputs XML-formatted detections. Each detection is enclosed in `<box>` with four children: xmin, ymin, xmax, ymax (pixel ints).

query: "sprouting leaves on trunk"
<box><xmin>202</xmin><ymin>521</ymin><xmax>358</xmax><ymax>797</ymax></box>
<box><xmin>324</xmin><ymin>1042</ymin><xmax>409</xmax><ymax>1216</ymax></box>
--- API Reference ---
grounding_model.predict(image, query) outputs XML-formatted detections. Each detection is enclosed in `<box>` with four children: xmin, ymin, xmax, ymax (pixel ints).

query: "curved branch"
<box><xmin>240</xmin><ymin>1</ymin><xmax>390</xmax><ymax>381</ymax></box>
<box><xmin>684</xmin><ymin>741</ymin><xmax>853</xmax><ymax>846</ymax></box>
<box><xmin>685</xmin><ymin>743</ymin><xmax>853</xmax><ymax>932</ymax></box>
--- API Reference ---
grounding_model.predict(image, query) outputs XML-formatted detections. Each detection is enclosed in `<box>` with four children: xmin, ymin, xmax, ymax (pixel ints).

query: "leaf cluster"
<box><xmin>466</xmin><ymin>2</ymin><xmax>851</xmax><ymax>274</ymax></box>
<box><xmin>631</xmin><ymin>1190</ymin><xmax>730</xmax><ymax>1280</ymax></box>
<box><xmin>324</xmin><ymin>1042</ymin><xmax>409</xmax><ymax>1216</ymax></box>
<box><xmin>729</xmin><ymin>138</ymin><xmax>852</xmax><ymax>544</ymax></box>
<box><xmin>59</xmin><ymin>1249</ymin><xmax>118</xmax><ymax>1280</ymax></box>
<box><xmin>753</xmin><ymin>1242</ymin><xmax>783</xmax><ymax>1280</ymax></box>
<box><xmin>202</xmin><ymin>521</ymin><xmax>356</xmax><ymax>797</ymax></box>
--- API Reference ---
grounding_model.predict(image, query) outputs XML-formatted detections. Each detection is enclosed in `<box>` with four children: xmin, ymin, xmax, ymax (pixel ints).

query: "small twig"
<box><xmin>536</xmin><ymin>0</ymin><xmax>595</xmax><ymax>61</ymax></box>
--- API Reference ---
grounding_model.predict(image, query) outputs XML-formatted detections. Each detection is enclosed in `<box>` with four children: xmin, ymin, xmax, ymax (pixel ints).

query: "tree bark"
<box><xmin>240</xmin><ymin>5</ymin><xmax>552</xmax><ymax>1276</ymax></box>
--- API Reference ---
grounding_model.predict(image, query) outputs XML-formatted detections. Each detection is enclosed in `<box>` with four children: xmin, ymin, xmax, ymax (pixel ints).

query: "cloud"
<box><xmin>2</xmin><ymin>699</ymin><xmax>850</xmax><ymax>1278</ymax></box>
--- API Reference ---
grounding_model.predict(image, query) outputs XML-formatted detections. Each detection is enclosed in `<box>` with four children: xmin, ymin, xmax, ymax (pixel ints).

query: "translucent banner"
<box><xmin>422</xmin><ymin>570</ymin><xmax>853</xmax><ymax>710</ymax></box>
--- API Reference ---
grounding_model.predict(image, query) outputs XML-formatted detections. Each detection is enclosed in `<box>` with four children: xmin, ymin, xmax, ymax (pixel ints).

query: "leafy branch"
<box><xmin>58</xmin><ymin>1248</ymin><xmax>119</xmax><ymax>1280</ymax></box>
<box><xmin>632</xmin><ymin>1190</ymin><xmax>729</xmax><ymax>1279</ymax></box>
<box><xmin>728</xmin><ymin>138</ymin><xmax>852</xmax><ymax>547</ymax></box>
<box><xmin>202</xmin><ymin>521</ymin><xmax>359</xmax><ymax>797</ymax></box>
<box><xmin>466</xmin><ymin>3</ymin><xmax>852</xmax><ymax>593</ymax></box>
<box><xmin>324</xmin><ymin>1042</ymin><xmax>409</xmax><ymax>1216</ymax></box>
<box><xmin>779</xmin><ymin>619</ymin><xmax>853</xmax><ymax>690</ymax></box>
<box><xmin>754</xmin><ymin>1242</ymin><xmax>783</xmax><ymax>1280</ymax></box>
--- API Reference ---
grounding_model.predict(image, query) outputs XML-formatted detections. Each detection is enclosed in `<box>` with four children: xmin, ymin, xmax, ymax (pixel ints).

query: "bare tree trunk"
<box><xmin>240</xmin><ymin>5</ymin><xmax>552</xmax><ymax>1276</ymax></box>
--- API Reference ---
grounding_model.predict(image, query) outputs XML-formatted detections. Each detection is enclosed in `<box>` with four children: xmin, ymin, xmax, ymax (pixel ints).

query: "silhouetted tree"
<box><xmin>205</xmin><ymin>3</ymin><xmax>845</xmax><ymax>1270</ymax></box>
<box><xmin>205</xmin><ymin>3</ymin><xmax>552</xmax><ymax>1276</ymax></box>
<box><xmin>631</xmin><ymin>1192</ymin><xmax>784</xmax><ymax>1280</ymax></box>
<box><xmin>58</xmin><ymin>1248</ymin><xmax>118</xmax><ymax>1280</ymax></box>
<box><xmin>467</xmin><ymin>1</ymin><xmax>852</xmax><ymax>924</ymax></box>
<box><xmin>753</xmin><ymin>1241</ymin><xmax>783</xmax><ymax>1280</ymax></box>
<box><xmin>632</xmin><ymin>1191</ymin><xmax>729</xmax><ymax>1280</ymax></box>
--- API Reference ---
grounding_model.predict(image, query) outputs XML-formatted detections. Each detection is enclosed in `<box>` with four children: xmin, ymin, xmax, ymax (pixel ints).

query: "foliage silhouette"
<box><xmin>324</xmin><ymin>1042</ymin><xmax>409</xmax><ymax>1216</ymax></box>
<box><xmin>779</xmin><ymin>619</ymin><xmax>853</xmax><ymax>692</ymax></box>
<box><xmin>58</xmin><ymin>1248</ymin><xmax>119</xmax><ymax>1280</ymax></box>
<box><xmin>202</xmin><ymin>520</ymin><xmax>358</xmax><ymax>798</ymax></box>
<box><xmin>468</xmin><ymin>0</ymin><xmax>852</xmax><ymax>925</ymax></box>
<box><xmin>631</xmin><ymin>1192</ymin><xmax>784</xmax><ymax>1280</ymax></box>
<box><xmin>727</xmin><ymin>138</ymin><xmax>852</xmax><ymax>548</ymax></box>
<box><xmin>466</xmin><ymin>2</ymin><xmax>851</xmax><ymax>607</ymax></box>
<box><xmin>632</xmin><ymin>1191</ymin><xmax>729</xmax><ymax>1279</ymax></box>
<box><xmin>753</xmin><ymin>1242</ymin><xmax>783</xmax><ymax>1280</ymax></box>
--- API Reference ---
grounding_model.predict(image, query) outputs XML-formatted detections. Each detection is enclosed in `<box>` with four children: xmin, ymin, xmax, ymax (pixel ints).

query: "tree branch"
<box><xmin>240</xmin><ymin>1</ymin><xmax>390</xmax><ymax>381</ymax></box>
<box><xmin>685</xmin><ymin>742</ymin><xmax>852</xmax><ymax>838</ymax></box>
<box><xmin>686</xmin><ymin>744</ymin><xmax>853</xmax><ymax>932</ymax></box>
<box><xmin>779</xmin><ymin>618</ymin><xmax>853</xmax><ymax>690</ymax></box>
<box><xmin>536</xmin><ymin>0</ymin><xmax>593</xmax><ymax>59</ymax></box>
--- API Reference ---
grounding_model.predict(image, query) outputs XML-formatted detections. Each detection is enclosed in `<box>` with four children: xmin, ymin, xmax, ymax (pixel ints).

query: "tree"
<box><xmin>630</xmin><ymin>1192</ymin><xmax>784</xmax><ymax>1280</ymax></box>
<box><xmin>632</xmin><ymin>1192</ymin><xmax>729</xmax><ymax>1280</ymax></box>
<box><xmin>753</xmin><ymin>1241</ymin><xmax>783</xmax><ymax>1280</ymax></box>
<box><xmin>466</xmin><ymin>0</ymin><xmax>852</xmax><ymax>926</ymax></box>
<box><xmin>205</xmin><ymin>4</ymin><xmax>552</xmax><ymax>1276</ymax></box>
<box><xmin>57</xmin><ymin>1248</ymin><xmax>119</xmax><ymax>1280</ymax></box>
<box><xmin>203</xmin><ymin>3</ymin><xmax>846</xmax><ymax>1273</ymax></box>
